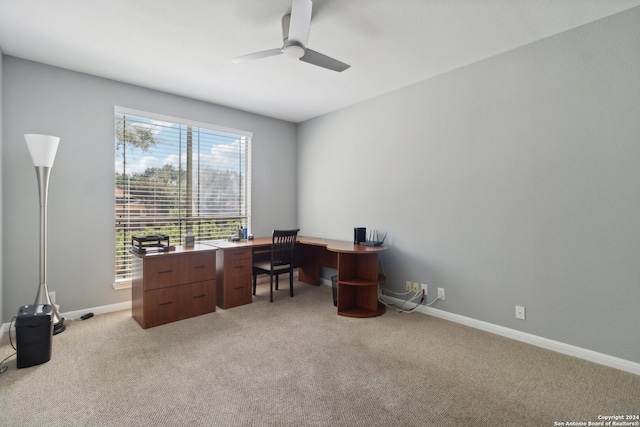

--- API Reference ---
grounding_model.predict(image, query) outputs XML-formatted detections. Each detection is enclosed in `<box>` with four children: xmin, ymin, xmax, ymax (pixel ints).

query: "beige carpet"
<box><xmin>1</xmin><ymin>280</ymin><xmax>638</xmax><ymax>426</ymax></box>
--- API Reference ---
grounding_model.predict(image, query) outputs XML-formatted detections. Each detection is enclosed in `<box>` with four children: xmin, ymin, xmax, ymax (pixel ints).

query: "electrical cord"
<box><xmin>0</xmin><ymin>317</ymin><xmax>17</xmax><ymax>374</ymax></box>
<box><xmin>377</xmin><ymin>281</ymin><xmax>443</xmax><ymax>313</ymax></box>
<box><xmin>378</xmin><ymin>283</ymin><xmax>424</xmax><ymax>313</ymax></box>
<box><xmin>375</xmin><ymin>253</ymin><xmax>443</xmax><ymax>312</ymax></box>
<box><xmin>424</xmin><ymin>295</ymin><xmax>443</xmax><ymax>307</ymax></box>
<box><xmin>377</xmin><ymin>257</ymin><xmax>424</xmax><ymax>312</ymax></box>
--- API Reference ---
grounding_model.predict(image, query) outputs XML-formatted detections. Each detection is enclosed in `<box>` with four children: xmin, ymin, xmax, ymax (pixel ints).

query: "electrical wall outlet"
<box><xmin>437</xmin><ymin>288</ymin><xmax>445</xmax><ymax>300</ymax></box>
<box><xmin>405</xmin><ymin>281</ymin><xmax>412</xmax><ymax>292</ymax></box>
<box><xmin>421</xmin><ymin>284</ymin><xmax>427</xmax><ymax>295</ymax></box>
<box><xmin>515</xmin><ymin>305</ymin><xmax>526</xmax><ymax>320</ymax></box>
<box><xmin>412</xmin><ymin>282</ymin><xmax>419</xmax><ymax>292</ymax></box>
<box><xmin>49</xmin><ymin>291</ymin><xmax>56</xmax><ymax>304</ymax></box>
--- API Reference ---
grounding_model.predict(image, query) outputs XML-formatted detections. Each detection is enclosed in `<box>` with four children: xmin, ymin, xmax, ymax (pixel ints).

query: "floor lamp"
<box><xmin>25</xmin><ymin>134</ymin><xmax>65</xmax><ymax>335</ymax></box>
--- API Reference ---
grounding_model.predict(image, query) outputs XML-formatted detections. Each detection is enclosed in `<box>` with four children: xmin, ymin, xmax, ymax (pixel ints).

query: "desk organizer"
<box><xmin>131</xmin><ymin>234</ymin><xmax>171</xmax><ymax>254</ymax></box>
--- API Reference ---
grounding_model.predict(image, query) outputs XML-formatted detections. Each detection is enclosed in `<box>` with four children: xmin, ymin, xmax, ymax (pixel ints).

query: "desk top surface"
<box><xmin>203</xmin><ymin>236</ymin><xmax>388</xmax><ymax>254</ymax></box>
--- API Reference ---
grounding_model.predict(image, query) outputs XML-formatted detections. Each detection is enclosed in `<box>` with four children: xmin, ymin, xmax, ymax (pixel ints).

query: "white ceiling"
<box><xmin>1</xmin><ymin>0</ymin><xmax>639</xmax><ymax>123</ymax></box>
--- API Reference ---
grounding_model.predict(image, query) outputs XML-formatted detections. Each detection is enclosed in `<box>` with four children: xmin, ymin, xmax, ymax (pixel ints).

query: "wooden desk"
<box><xmin>207</xmin><ymin>236</ymin><xmax>387</xmax><ymax>318</ymax></box>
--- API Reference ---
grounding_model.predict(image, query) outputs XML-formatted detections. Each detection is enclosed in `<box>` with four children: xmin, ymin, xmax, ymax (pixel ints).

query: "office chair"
<box><xmin>252</xmin><ymin>229</ymin><xmax>299</xmax><ymax>302</ymax></box>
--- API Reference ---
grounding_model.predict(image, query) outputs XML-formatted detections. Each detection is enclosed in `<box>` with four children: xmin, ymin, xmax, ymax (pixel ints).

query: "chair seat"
<box><xmin>253</xmin><ymin>260</ymin><xmax>291</xmax><ymax>273</ymax></box>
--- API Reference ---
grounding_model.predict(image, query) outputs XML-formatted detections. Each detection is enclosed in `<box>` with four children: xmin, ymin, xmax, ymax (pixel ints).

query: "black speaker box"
<box><xmin>354</xmin><ymin>227</ymin><xmax>366</xmax><ymax>244</ymax></box>
<box><xmin>16</xmin><ymin>304</ymin><xmax>53</xmax><ymax>369</ymax></box>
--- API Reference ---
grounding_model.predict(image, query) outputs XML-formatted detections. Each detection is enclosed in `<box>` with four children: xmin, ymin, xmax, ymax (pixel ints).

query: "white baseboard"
<box><xmin>60</xmin><ymin>301</ymin><xmax>132</xmax><ymax>321</ymax></box>
<box><xmin>0</xmin><ymin>301</ymin><xmax>132</xmax><ymax>337</ymax></box>
<box><xmin>0</xmin><ymin>322</ymin><xmax>8</xmax><ymax>341</ymax></box>
<box><xmin>319</xmin><ymin>277</ymin><xmax>332</xmax><ymax>287</ymax></box>
<box><xmin>3</xmin><ymin>287</ymin><xmax>638</xmax><ymax>376</ymax></box>
<box><xmin>381</xmin><ymin>294</ymin><xmax>640</xmax><ymax>376</ymax></box>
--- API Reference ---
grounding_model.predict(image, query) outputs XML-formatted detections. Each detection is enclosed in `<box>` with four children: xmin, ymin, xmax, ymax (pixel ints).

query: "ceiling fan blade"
<box><xmin>300</xmin><ymin>49</ymin><xmax>350</xmax><ymax>72</ymax></box>
<box><xmin>288</xmin><ymin>0</ymin><xmax>312</xmax><ymax>45</ymax></box>
<box><xmin>232</xmin><ymin>48</ymin><xmax>283</xmax><ymax>64</ymax></box>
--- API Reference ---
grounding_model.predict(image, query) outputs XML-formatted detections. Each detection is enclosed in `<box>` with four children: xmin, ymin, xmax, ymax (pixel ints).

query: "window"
<box><xmin>114</xmin><ymin>108</ymin><xmax>251</xmax><ymax>284</ymax></box>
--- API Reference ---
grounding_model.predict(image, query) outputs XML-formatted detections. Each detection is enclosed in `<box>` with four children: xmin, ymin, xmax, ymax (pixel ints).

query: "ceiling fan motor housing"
<box><xmin>283</xmin><ymin>42</ymin><xmax>305</xmax><ymax>59</ymax></box>
<box><xmin>232</xmin><ymin>0</ymin><xmax>349</xmax><ymax>72</ymax></box>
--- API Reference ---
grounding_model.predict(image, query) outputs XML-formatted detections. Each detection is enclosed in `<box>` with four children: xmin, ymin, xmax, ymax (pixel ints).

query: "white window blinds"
<box><xmin>114</xmin><ymin>109</ymin><xmax>251</xmax><ymax>282</ymax></box>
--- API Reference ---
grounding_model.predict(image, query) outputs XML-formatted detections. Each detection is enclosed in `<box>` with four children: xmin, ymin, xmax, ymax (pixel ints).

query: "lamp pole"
<box><xmin>25</xmin><ymin>134</ymin><xmax>65</xmax><ymax>334</ymax></box>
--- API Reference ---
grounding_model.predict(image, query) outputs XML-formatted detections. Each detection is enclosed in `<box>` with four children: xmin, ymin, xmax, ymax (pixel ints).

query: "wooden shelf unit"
<box><xmin>336</xmin><ymin>252</ymin><xmax>386</xmax><ymax>318</ymax></box>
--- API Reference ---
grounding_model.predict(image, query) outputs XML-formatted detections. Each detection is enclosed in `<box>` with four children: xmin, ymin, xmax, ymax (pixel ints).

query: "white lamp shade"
<box><xmin>25</xmin><ymin>134</ymin><xmax>60</xmax><ymax>167</ymax></box>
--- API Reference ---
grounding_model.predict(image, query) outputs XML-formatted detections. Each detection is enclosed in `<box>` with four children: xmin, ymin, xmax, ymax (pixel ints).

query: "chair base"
<box><xmin>253</xmin><ymin>270</ymin><xmax>295</xmax><ymax>302</ymax></box>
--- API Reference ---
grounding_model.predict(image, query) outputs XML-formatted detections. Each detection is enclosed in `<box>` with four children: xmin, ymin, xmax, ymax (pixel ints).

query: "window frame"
<box><xmin>113</xmin><ymin>107</ymin><xmax>252</xmax><ymax>288</ymax></box>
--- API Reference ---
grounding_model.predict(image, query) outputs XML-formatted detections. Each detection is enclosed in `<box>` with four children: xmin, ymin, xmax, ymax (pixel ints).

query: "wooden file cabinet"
<box><xmin>216</xmin><ymin>247</ymin><xmax>253</xmax><ymax>309</ymax></box>
<box><xmin>131</xmin><ymin>245</ymin><xmax>217</xmax><ymax>328</ymax></box>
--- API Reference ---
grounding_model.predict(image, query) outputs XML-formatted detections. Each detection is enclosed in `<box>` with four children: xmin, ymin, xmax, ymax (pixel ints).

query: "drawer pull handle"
<box><xmin>193</xmin><ymin>294</ymin><xmax>205</xmax><ymax>299</ymax></box>
<box><xmin>158</xmin><ymin>301</ymin><xmax>173</xmax><ymax>306</ymax></box>
<box><xmin>193</xmin><ymin>265</ymin><xmax>205</xmax><ymax>269</ymax></box>
<box><xmin>158</xmin><ymin>270</ymin><xmax>173</xmax><ymax>274</ymax></box>
<box><xmin>233</xmin><ymin>286</ymin><xmax>244</xmax><ymax>290</ymax></box>
<box><xmin>233</xmin><ymin>266</ymin><xmax>244</xmax><ymax>270</ymax></box>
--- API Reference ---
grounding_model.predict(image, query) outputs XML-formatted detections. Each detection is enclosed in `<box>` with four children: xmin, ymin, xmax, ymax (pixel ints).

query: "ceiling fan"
<box><xmin>232</xmin><ymin>0</ymin><xmax>350</xmax><ymax>72</ymax></box>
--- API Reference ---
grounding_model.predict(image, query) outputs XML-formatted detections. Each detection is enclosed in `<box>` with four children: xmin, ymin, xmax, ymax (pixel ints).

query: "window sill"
<box><xmin>113</xmin><ymin>281</ymin><xmax>132</xmax><ymax>291</ymax></box>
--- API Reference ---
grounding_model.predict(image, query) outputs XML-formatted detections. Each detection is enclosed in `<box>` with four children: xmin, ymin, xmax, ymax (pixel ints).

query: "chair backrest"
<box><xmin>271</xmin><ymin>229</ymin><xmax>299</xmax><ymax>267</ymax></box>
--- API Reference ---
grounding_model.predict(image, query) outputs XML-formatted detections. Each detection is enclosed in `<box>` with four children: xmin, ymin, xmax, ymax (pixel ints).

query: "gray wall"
<box><xmin>2</xmin><ymin>57</ymin><xmax>297</xmax><ymax>320</ymax></box>
<box><xmin>0</xmin><ymin>49</ymin><xmax>3</xmax><ymax>325</ymax></box>
<box><xmin>298</xmin><ymin>8</ymin><xmax>640</xmax><ymax>363</ymax></box>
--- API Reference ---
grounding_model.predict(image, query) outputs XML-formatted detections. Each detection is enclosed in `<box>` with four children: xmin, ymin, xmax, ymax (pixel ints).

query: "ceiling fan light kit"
<box><xmin>232</xmin><ymin>0</ymin><xmax>350</xmax><ymax>72</ymax></box>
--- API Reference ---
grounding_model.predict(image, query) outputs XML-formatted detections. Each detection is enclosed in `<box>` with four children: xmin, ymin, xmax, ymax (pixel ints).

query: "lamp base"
<box><xmin>53</xmin><ymin>319</ymin><xmax>66</xmax><ymax>335</ymax></box>
<box><xmin>34</xmin><ymin>282</ymin><xmax>65</xmax><ymax>335</ymax></box>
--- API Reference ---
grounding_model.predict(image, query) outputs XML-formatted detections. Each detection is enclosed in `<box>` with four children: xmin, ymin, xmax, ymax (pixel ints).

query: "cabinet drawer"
<box><xmin>179</xmin><ymin>252</ymin><xmax>215</xmax><ymax>284</ymax></box>
<box><xmin>144</xmin><ymin>257</ymin><xmax>179</xmax><ymax>291</ymax></box>
<box><xmin>219</xmin><ymin>275</ymin><xmax>252</xmax><ymax>309</ymax></box>
<box><xmin>226</xmin><ymin>247</ymin><xmax>252</xmax><ymax>260</ymax></box>
<box><xmin>143</xmin><ymin>286</ymin><xmax>180</xmax><ymax>327</ymax></box>
<box><xmin>224</xmin><ymin>256</ymin><xmax>252</xmax><ymax>277</ymax></box>
<box><xmin>179</xmin><ymin>280</ymin><xmax>216</xmax><ymax>318</ymax></box>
